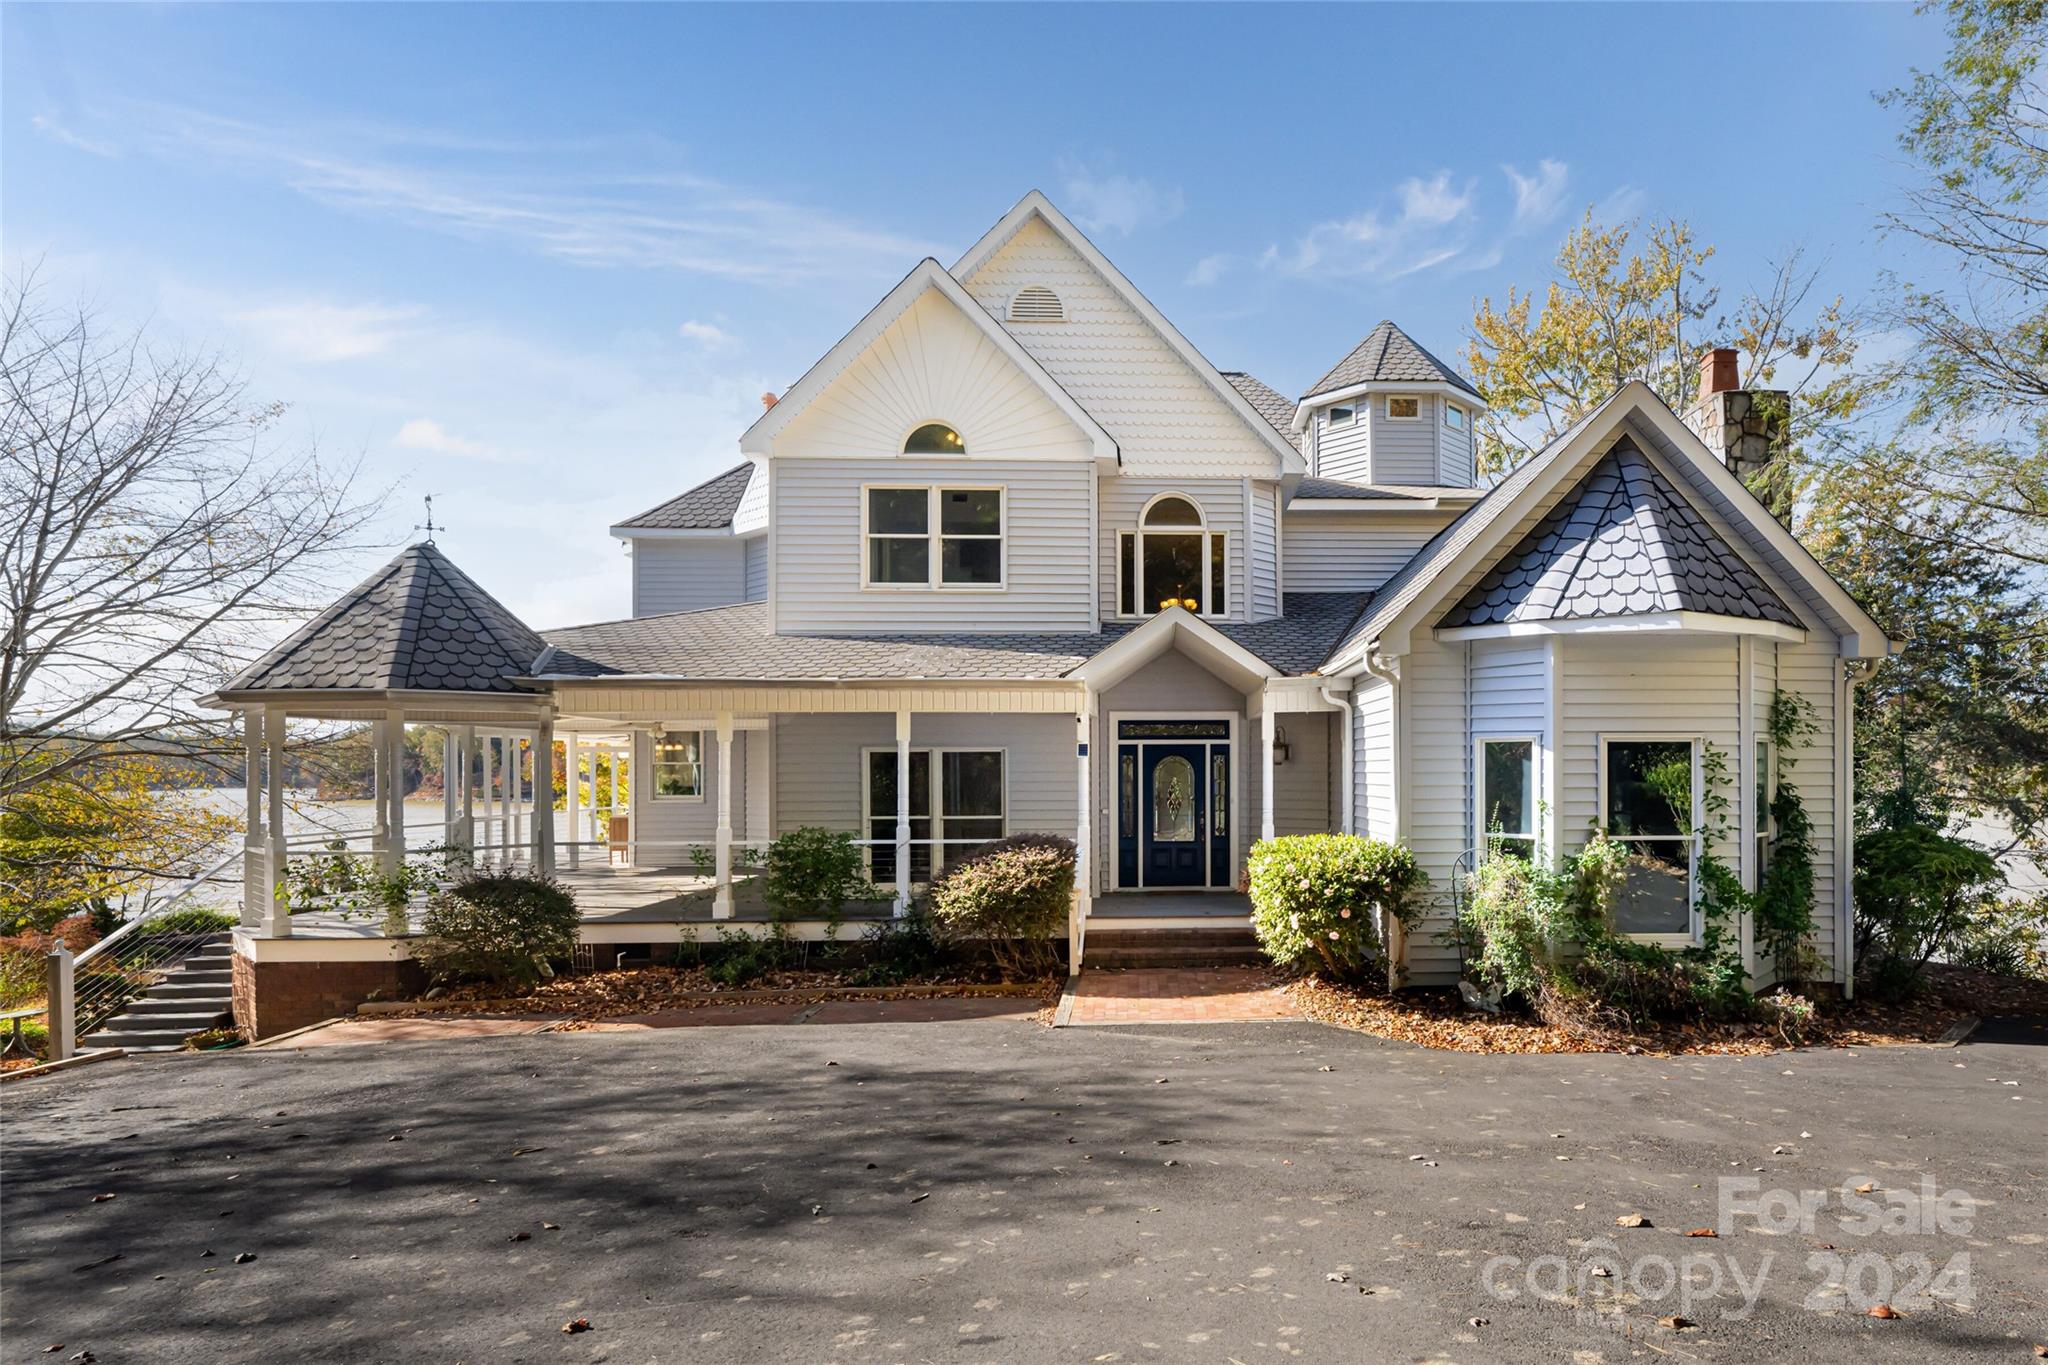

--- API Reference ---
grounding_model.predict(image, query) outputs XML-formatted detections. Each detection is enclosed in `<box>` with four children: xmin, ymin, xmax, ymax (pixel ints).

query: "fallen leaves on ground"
<box><xmin>1288</xmin><ymin>964</ymin><xmax>2022</xmax><ymax>1057</ymax></box>
<box><xmin>1868</xmin><ymin>1304</ymin><xmax>1903</xmax><ymax>1320</ymax></box>
<box><xmin>561</xmin><ymin>1317</ymin><xmax>591</xmax><ymax>1334</ymax></box>
<box><xmin>380</xmin><ymin>964</ymin><xmax>1057</xmax><ymax>1027</ymax></box>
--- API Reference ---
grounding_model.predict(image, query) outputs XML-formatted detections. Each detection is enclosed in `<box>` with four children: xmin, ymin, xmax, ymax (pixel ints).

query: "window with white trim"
<box><xmin>864</xmin><ymin>486</ymin><xmax>1004</xmax><ymax>588</ymax></box>
<box><xmin>1386</xmin><ymin>395</ymin><xmax>1421</xmax><ymax>420</ymax></box>
<box><xmin>1117</xmin><ymin>494</ymin><xmax>1228</xmax><ymax>617</ymax></box>
<box><xmin>1755</xmin><ymin>739</ymin><xmax>1776</xmax><ymax>887</ymax></box>
<box><xmin>863</xmin><ymin>748</ymin><xmax>1006</xmax><ymax>883</ymax></box>
<box><xmin>1603</xmin><ymin>738</ymin><xmax>1699</xmax><ymax>939</ymax></box>
<box><xmin>1444</xmin><ymin>403</ymin><xmax>1466</xmax><ymax>431</ymax></box>
<box><xmin>651</xmin><ymin>732</ymin><xmax>704</xmax><ymax>799</ymax></box>
<box><xmin>1327</xmin><ymin>404</ymin><xmax>1356</xmax><ymax>428</ymax></box>
<box><xmin>1477</xmin><ymin>738</ymin><xmax>1536</xmax><ymax>861</ymax></box>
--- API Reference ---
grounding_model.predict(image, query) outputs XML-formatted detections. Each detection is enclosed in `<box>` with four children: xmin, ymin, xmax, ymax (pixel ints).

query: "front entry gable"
<box><xmin>742</xmin><ymin>259</ymin><xmax>1114</xmax><ymax>464</ymax></box>
<box><xmin>1442</xmin><ymin>441</ymin><xmax>1800</xmax><ymax>635</ymax></box>
<box><xmin>955</xmin><ymin>193</ymin><xmax>1305</xmax><ymax>478</ymax></box>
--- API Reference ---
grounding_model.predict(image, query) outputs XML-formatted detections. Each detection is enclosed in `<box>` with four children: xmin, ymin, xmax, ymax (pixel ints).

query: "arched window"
<box><xmin>1008</xmin><ymin>284</ymin><xmax>1065</xmax><ymax>323</ymax></box>
<box><xmin>904</xmin><ymin>423</ymin><xmax>965</xmax><ymax>454</ymax></box>
<box><xmin>1119</xmin><ymin>493</ymin><xmax>1228</xmax><ymax>618</ymax></box>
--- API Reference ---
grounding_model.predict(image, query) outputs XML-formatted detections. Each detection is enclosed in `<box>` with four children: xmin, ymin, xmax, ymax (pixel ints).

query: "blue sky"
<box><xmin>5</xmin><ymin>2</ymin><xmax>1933</xmax><ymax>628</ymax></box>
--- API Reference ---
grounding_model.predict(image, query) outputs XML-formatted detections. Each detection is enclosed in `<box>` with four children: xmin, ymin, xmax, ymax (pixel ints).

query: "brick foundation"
<box><xmin>232</xmin><ymin>953</ymin><xmax>426</xmax><ymax>1040</ymax></box>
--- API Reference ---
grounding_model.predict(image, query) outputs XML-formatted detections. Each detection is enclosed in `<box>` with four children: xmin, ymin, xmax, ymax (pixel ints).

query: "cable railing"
<box><xmin>62</xmin><ymin>846</ymin><xmax>246</xmax><ymax>1049</ymax></box>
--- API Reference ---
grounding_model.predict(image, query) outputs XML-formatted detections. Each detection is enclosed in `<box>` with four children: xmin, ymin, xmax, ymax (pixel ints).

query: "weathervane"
<box><xmin>414</xmin><ymin>494</ymin><xmax>444</xmax><ymax>545</ymax></box>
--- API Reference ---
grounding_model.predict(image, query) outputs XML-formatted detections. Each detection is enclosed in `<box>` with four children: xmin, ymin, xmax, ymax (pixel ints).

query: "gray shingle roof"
<box><xmin>1219</xmin><ymin>372</ymin><xmax>1303</xmax><ymax>453</ymax></box>
<box><xmin>613</xmin><ymin>463</ymin><xmax>754</xmax><ymax>531</ymax></box>
<box><xmin>1294</xmin><ymin>477</ymin><xmax>1438</xmax><ymax>502</ymax></box>
<box><xmin>1304</xmin><ymin>319</ymin><xmax>1480</xmax><ymax>400</ymax></box>
<box><xmin>538</xmin><ymin>594</ymin><xmax>1370</xmax><ymax>682</ymax></box>
<box><xmin>223</xmin><ymin>544</ymin><xmax>549</xmax><ymax>694</ymax></box>
<box><xmin>1445</xmin><ymin>443</ymin><xmax>1798</xmax><ymax>629</ymax></box>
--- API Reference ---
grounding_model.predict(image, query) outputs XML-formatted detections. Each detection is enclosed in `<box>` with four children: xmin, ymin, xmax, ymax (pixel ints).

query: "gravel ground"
<box><xmin>3</xmin><ymin>1016</ymin><xmax>2043</xmax><ymax>1362</ymax></box>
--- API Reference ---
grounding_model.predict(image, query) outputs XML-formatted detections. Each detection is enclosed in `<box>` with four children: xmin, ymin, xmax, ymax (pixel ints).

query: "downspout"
<box><xmin>1318</xmin><ymin>684</ymin><xmax>1353</xmax><ymax>836</ymax></box>
<box><xmin>1838</xmin><ymin>658</ymin><xmax>1878</xmax><ymax>999</ymax></box>
<box><xmin>1361</xmin><ymin>646</ymin><xmax>1404</xmax><ymax>986</ymax></box>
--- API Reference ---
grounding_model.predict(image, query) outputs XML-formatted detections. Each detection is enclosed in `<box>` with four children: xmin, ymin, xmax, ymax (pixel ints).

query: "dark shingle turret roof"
<box><xmin>1445</xmin><ymin>443</ymin><xmax>1798</xmax><ymax>629</ymax></box>
<box><xmin>1219</xmin><ymin>372</ymin><xmax>1302</xmax><ymax>453</ymax></box>
<box><xmin>221</xmin><ymin>543</ymin><xmax>548</xmax><ymax>694</ymax></box>
<box><xmin>613</xmin><ymin>463</ymin><xmax>754</xmax><ymax>531</ymax></box>
<box><xmin>1304</xmin><ymin>320</ymin><xmax>1480</xmax><ymax>400</ymax></box>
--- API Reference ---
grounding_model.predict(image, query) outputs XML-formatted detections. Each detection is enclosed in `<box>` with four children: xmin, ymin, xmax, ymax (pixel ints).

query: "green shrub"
<box><xmin>764</xmin><ymin>827</ymin><xmax>871</xmax><ymax>921</ymax></box>
<box><xmin>1247</xmin><ymin>835</ymin><xmax>1424</xmax><ymax>979</ymax></box>
<box><xmin>925</xmin><ymin>834</ymin><xmax>1074</xmax><ymax>979</ymax></box>
<box><xmin>1953</xmin><ymin>893</ymin><xmax>2048</xmax><ymax>980</ymax></box>
<box><xmin>1855</xmin><ymin>826</ymin><xmax>2005</xmax><ymax>998</ymax></box>
<box><xmin>844</xmin><ymin>907</ymin><xmax>948</xmax><ymax>986</ymax></box>
<box><xmin>136</xmin><ymin>908</ymin><xmax>236</xmax><ymax>938</ymax></box>
<box><xmin>414</xmin><ymin>872</ymin><xmax>580</xmax><ymax>989</ymax></box>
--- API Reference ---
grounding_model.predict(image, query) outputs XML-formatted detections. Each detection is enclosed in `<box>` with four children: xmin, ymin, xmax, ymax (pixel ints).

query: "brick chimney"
<box><xmin>760</xmin><ymin>391</ymin><xmax>779</xmax><ymax>410</ymax></box>
<box><xmin>1683</xmin><ymin>347</ymin><xmax>1792</xmax><ymax>522</ymax></box>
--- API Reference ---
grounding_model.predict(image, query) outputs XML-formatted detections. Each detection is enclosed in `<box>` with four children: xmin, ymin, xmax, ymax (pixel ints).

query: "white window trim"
<box><xmin>1385</xmin><ymin>395</ymin><xmax>1423</xmax><ymax>420</ymax></box>
<box><xmin>1473</xmin><ymin>734</ymin><xmax>1540</xmax><ymax>855</ymax></box>
<box><xmin>1597</xmin><ymin>732</ymin><xmax>1704</xmax><ymax>947</ymax></box>
<box><xmin>1444</xmin><ymin>403</ymin><xmax>1466</xmax><ymax>431</ymax></box>
<box><xmin>648</xmin><ymin>730</ymin><xmax>707</xmax><ymax>803</ymax></box>
<box><xmin>1327</xmin><ymin>404</ymin><xmax>1356</xmax><ymax>429</ymax></box>
<box><xmin>859</xmin><ymin>484</ymin><xmax>1008</xmax><ymax>592</ymax></box>
<box><xmin>858</xmin><ymin>746</ymin><xmax>1009</xmax><ymax>879</ymax></box>
<box><xmin>1115</xmin><ymin>492</ymin><xmax>1230</xmax><ymax>620</ymax></box>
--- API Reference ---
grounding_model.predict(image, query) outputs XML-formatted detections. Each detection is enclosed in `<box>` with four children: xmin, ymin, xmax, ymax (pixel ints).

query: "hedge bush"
<box><xmin>925</xmin><ymin>834</ymin><xmax>1074</xmax><ymax>978</ymax></box>
<box><xmin>764</xmin><ymin>827</ymin><xmax>872</xmax><ymax>921</ymax></box>
<box><xmin>1854</xmin><ymin>825</ymin><xmax>2004</xmax><ymax>999</ymax></box>
<box><xmin>414</xmin><ymin>871</ymin><xmax>580</xmax><ymax>989</ymax></box>
<box><xmin>1246</xmin><ymin>835</ymin><xmax>1424</xmax><ymax>979</ymax></box>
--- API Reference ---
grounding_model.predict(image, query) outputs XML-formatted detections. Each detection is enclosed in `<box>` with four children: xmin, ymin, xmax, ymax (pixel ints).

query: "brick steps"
<box><xmin>1084</xmin><ymin>925</ymin><xmax>1265</xmax><ymax>969</ymax></box>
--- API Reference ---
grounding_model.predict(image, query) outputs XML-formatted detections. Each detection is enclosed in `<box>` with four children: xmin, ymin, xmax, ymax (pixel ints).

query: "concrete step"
<box><xmin>166</xmin><ymin>969</ymin><xmax>233</xmax><ymax>985</ymax></box>
<box><xmin>1085</xmin><ymin>945</ymin><xmax>1270</xmax><ymax>969</ymax></box>
<box><xmin>145</xmin><ymin>981</ymin><xmax>234</xmax><ymax>1000</ymax></box>
<box><xmin>81</xmin><ymin>1027</ymin><xmax>216</xmax><ymax>1051</ymax></box>
<box><xmin>83</xmin><ymin>1009</ymin><xmax>230</xmax><ymax>1048</ymax></box>
<box><xmin>124</xmin><ymin>995</ymin><xmax>232</xmax><ymax>1017</ymax></box>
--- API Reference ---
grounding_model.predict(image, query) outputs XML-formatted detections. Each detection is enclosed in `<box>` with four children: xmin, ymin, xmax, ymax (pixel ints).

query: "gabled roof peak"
<box><xmin>1304</xmin><ymin>319</ymin><xmax>1480</xmax><ymax>401</ymax></box>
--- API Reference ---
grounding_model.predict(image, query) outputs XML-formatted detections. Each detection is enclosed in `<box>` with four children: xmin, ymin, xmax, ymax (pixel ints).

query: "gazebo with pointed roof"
<box><xmin>207</xmin><ymin>542</ymin><xmax>559</xmax><ymax>935</ymax></box>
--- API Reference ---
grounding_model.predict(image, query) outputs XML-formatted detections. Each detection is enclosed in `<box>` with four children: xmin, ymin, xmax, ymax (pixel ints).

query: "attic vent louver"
<box><xmin>1007</xmin><ymin>284</ymin><xmax>1065</xmax><ymax>323</ymax></box>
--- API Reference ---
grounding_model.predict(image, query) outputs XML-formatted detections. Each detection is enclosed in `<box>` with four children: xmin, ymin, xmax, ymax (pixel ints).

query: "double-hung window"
<box><xmin>1476</xmin><ymin>738</ymin><xmax>1537</xmax><ymax>861</ymax></box>
<box><xmin>1602</xmin><ymin>737</ymin><xmax>1700</xmax><ymax>941</ymax></box>
<box><xmin>651</xmin><ymin>732</ymin><xmax>704</xmax><ymax>800</ymax></box>
<box><xmin>864</xmin><ymin>487</ymin><xmax>1004</xmax><ymax>589</ymax></box>
<box><xmin>864</xmin><ymin>748</ymin><xmax>1006</xmax><ymax>883</ymax></box>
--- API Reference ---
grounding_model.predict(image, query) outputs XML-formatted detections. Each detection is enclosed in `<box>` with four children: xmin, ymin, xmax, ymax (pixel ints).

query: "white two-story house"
<box><xmin>216</xmin><ymin>190</ymin><xmax>1890</xmax><ymax>994</ymax></box>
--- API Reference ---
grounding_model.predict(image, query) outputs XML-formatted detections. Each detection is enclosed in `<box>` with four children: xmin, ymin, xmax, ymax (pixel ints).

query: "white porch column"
<box><xmin>564</xmin><ymin>731</ymin><xmax>582</xmax><ymax>870</ymax></box>
<box><xmin>713</xmin><ymin>712</ymin><xmax>735</xmax><ymax>918</ymax></box>
<box><xmin>894</xmin><ymin>708</ymin><xmax>913</xmax><ymax>916</ymax></box>
<box><xmin>609</xmin><ymin>742</ymin><xmax>624</xmax><ymax>864</ymax></box>
<box><xmin>484</xmin><ymin>733</ymin><xmax>502</xmax><ymax>861</ymax></box>
<box><xmin>456</xmin><ymin>724</ymin><xmax>476</xmax><ymax>861</ymax></box>
<box><xmin>369</xmin><ymin>716</ymin><xmax>390</xmax><ymax>869</ymax></box>
<box><xmin>532</xmin><ymin>713</ymin><xmax>556</xmax><ymax>876</ymax></box>
<box><xmin>441</xmin><ymin>728</ymin><xmax>456</xmax><ymax>849</ymax></box>
<box><xmin>241</xmin><ymin>708</ymin><xmax>265</xmax><ymax>928</ymax></box>
<box><xmin>1072</xmin><ymin>702</ymin><xmax>1092</xmax><ymax>975</ymax></box>
<box><xmin>263</xmin><ymin>703</ymin><xmax>290</xmax><ymax>936</ymax></box>
<box><xmin>383</xmin><ymin>708</ymin><xmax>407</xmax><ymax>876</ymax></box>
<box><xmin>1260</xmin><ymin>703</ymin><xmax>1277</xmax><ymax>844</ymax></box>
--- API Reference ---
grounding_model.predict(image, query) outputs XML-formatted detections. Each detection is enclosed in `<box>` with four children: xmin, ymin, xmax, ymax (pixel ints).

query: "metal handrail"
<box><xmin>75</xmin><ymin>846</ymin><xmax>244</xmax><ymax>971</ymax></box>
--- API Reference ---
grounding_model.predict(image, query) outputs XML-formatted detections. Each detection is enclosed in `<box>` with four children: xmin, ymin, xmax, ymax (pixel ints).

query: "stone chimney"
<box><xmin>1683</xmin><ymin>347</ymin><xmax>1792</xmax><ymax>521</ymax></box>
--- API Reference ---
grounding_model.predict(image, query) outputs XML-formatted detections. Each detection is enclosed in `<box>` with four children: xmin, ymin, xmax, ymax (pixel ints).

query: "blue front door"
<box><xmin>1140</xmin><ymin>743</ymin><xmax>1207</xmax><ymax>887</ymax></box>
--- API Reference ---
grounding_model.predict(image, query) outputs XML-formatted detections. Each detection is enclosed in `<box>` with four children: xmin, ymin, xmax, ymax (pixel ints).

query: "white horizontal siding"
<box><xmin>743</xmin><ymin>536</ymin><xmax>768</xmax><ymax>603</ymax></box>
<box><xmin>774</xmin><ymin>458</ymin><xmax>1095</xmax><ymax>633</ymax></box>
<box><xmin>1353</xmin><ymin>675</ymin><xmax>1394</xmax><ymax>842</ymax></box>
<box><xmin>1250</xmin><ymin>481</ymin><xmax>1281</xmax><ymax>621</ymax></box>
<box><xmin>1776</xmin><ymin>640</ymin><xmax>1840</xmax><ymax>982</ymax></box>
<box><xmin>1314</xmin><ymin>409</ymin><xmax>1372</xmax><ymax>483</ymax></box>
<box><xmin>1400</xmin><ymin>638</ymin><xmax>1469</xmax><ymax>985</ymax></box>
<box><xmin>1441</xmin><ymin>406</ymin><xmax>1476</xmax><ymax>487</ymax></box>
<box><xmin>629</xmin><ymin>728</ymin><xmax>741</xmax><ymax>858</ymax></box>
<box><xmin>1281</xmin><ymin>511</ymin><xmax>1455</xmax><ymax>593</ymax></box>
<box><xmin>1370</xmin><ymin>395</ymin><xmax>1438</xmax><ymax>484</ymax></box>
<box><xmin>631</xmin><ymin>539</ymin><xmax>749</xmax><ymax>618</ymax></box>
<box><xmin>1274</xmin><ymin>712</ymin><xmax>1332</xmax><ymax>834</ymax></box>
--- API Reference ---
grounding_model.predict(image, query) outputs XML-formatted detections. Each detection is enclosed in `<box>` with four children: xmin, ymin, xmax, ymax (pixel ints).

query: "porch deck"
<box><xmin>1091</xmin><ymin>891</ymin><xmax>1252</xmax><ymax>920</ymax></box>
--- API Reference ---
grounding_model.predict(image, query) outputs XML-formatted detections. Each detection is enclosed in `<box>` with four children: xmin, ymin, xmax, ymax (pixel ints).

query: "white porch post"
<box><xmin>44</xmin><ymin>944</ymin><xmax>75</xmax><ymax>1062</ymax></box>
<box><xmin>456</xmin><ymin>724</ymin><xmax>476</xmax><ymax>862</ymax></box>
<box><xmin>369</xmin><ymin>716</ymin><xmax>390</xmax><ymax>870</ymax></box>
<box><xmin>484</xmin><ymin>733</ymin><xmax>501</xmax><ymax>862</ymax></box>
<box><xmin>441</xmin><ymin>728</ymin><xmax>456</xmax><ymax>849</ymax></box>
<box><xmin>1260</xmin><ymin>702</ymin><xmax>1277</xmax><ymax>844</ymax></box>
<box><xmin>894</xmin><ymin>709</ymin><xmax>913</xmax><ymax>916</ymax></box>
<box><xmin>533</xmin><ymin>713</ymin><xmax>556</xmax><ymax>876</ymax></box>
<box><xmin>713</xmin><ymin>712</ymin><xmax>735</xmax><ymax>918</ymax></box>
<box><xmin>263</xmin><ymin>703</ymin><xmax>290</xmax><ymax>936</ymax></box>
<box><xmin>564</xmin><ymin>730</ymin><xmax>582</xmax><ymax>870</ymax></box>
<box><xmin>609</xmin><ymin>742</ymin><xmax>623</xmax><ymax>864</ymax></box>
<box><xmin>241</xmin><ymin>708</ymin><xmax>265</xmax><ymax>928</ymax></box>
<box><xmin>1072</xmin><ymin>701</ymin><xmax>1092</xmax><ymax>975</ymax></box>
<box><xmin>383</xmin><ymin>708</ymin><xmax>407</xmax><ymax>876</ymax></box>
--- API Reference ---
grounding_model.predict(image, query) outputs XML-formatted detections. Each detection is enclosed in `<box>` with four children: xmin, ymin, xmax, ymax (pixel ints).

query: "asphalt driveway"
<box><xmin>3</xmin><ymin>1017</ymin><xmax>2042</xmax><ymax>1363</ymax></box>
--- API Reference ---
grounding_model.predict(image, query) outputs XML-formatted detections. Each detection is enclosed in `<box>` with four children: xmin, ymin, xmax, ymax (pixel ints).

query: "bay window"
<box><xmin>864</xmin><ymin>486</ymin><xmax>1004</xmax><ymax>589</ymax></box>
<box><xmin>1602</xmin><ymin>737</ymin><xmax>1699</xmax><ymax>940</ymax></box>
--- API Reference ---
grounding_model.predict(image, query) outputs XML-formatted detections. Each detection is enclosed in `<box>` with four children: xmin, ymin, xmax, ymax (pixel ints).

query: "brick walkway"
<box><xmin>1064</xmin><ymin>966</ymin><xmax>1303</xmax><ymax>1025</ymax></box>
<box><xmin>259</xmin><ymin>1015</ymin><xmax>564</xmax><ymax>1048</ymax></box>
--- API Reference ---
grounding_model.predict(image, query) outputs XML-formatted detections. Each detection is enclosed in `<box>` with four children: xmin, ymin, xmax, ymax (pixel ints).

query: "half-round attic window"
<box><xmin>1142</xmin><ymin>495</ymin><xmax>1203</xmax><ymax>526</ymax></box>
<box><xmin>1007</xmin><ymin>284</ymin><xmax>1065</xmax><ymax>323</ymax></box>
<box><xmin>904</xmin><ymin>423</ymin><xmax>965</xmax><ymax>454</ymax></box>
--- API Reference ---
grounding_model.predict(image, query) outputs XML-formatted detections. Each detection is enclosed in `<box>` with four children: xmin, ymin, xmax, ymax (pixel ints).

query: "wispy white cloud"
<box><xmin>1590</xmin><ymin>185</ymin><xmax>1648</xmax><ymax>226</ymax></box>
<box><xmin>226</xmin><ymin>299</ymin><xmax>426</xmax><ymax>362</ymax></box>
<box><xmin>393</xmin><ymin>417</ymin><xmax>515</xmax><ymax>462</ymax></box>
<box><xmin>139</xmin><ymin>107</ymin><xmax>931</xmax><ymax>286</ymax></box>
<box><xmin>1058</xmin><ymin>159</ymin><xmax>1185</xmax><ymax>237</ymax></box>
<box><xmin>31</xmin><ymin>114</ymin><xmax>118</xmax><ymax>158</ymax></box>
<box><xmin>1186</xmin><ymin>252</ymin><xmax>1233</xmax><ymax>287</ymax></box>
<box><xmin>1264</xmin><ymin>171</ymin><xmax>1478</xmax><ymax>281</ymax></box>
<box><xmin>1504</xmin><ymin>159</ymin><xmax>1570</xmax><ymax>232</ymax></box>
<box><xmin>677</xmin><ymin>319</ymin><xmax>736</xmax><ymax>349</ymax></box>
